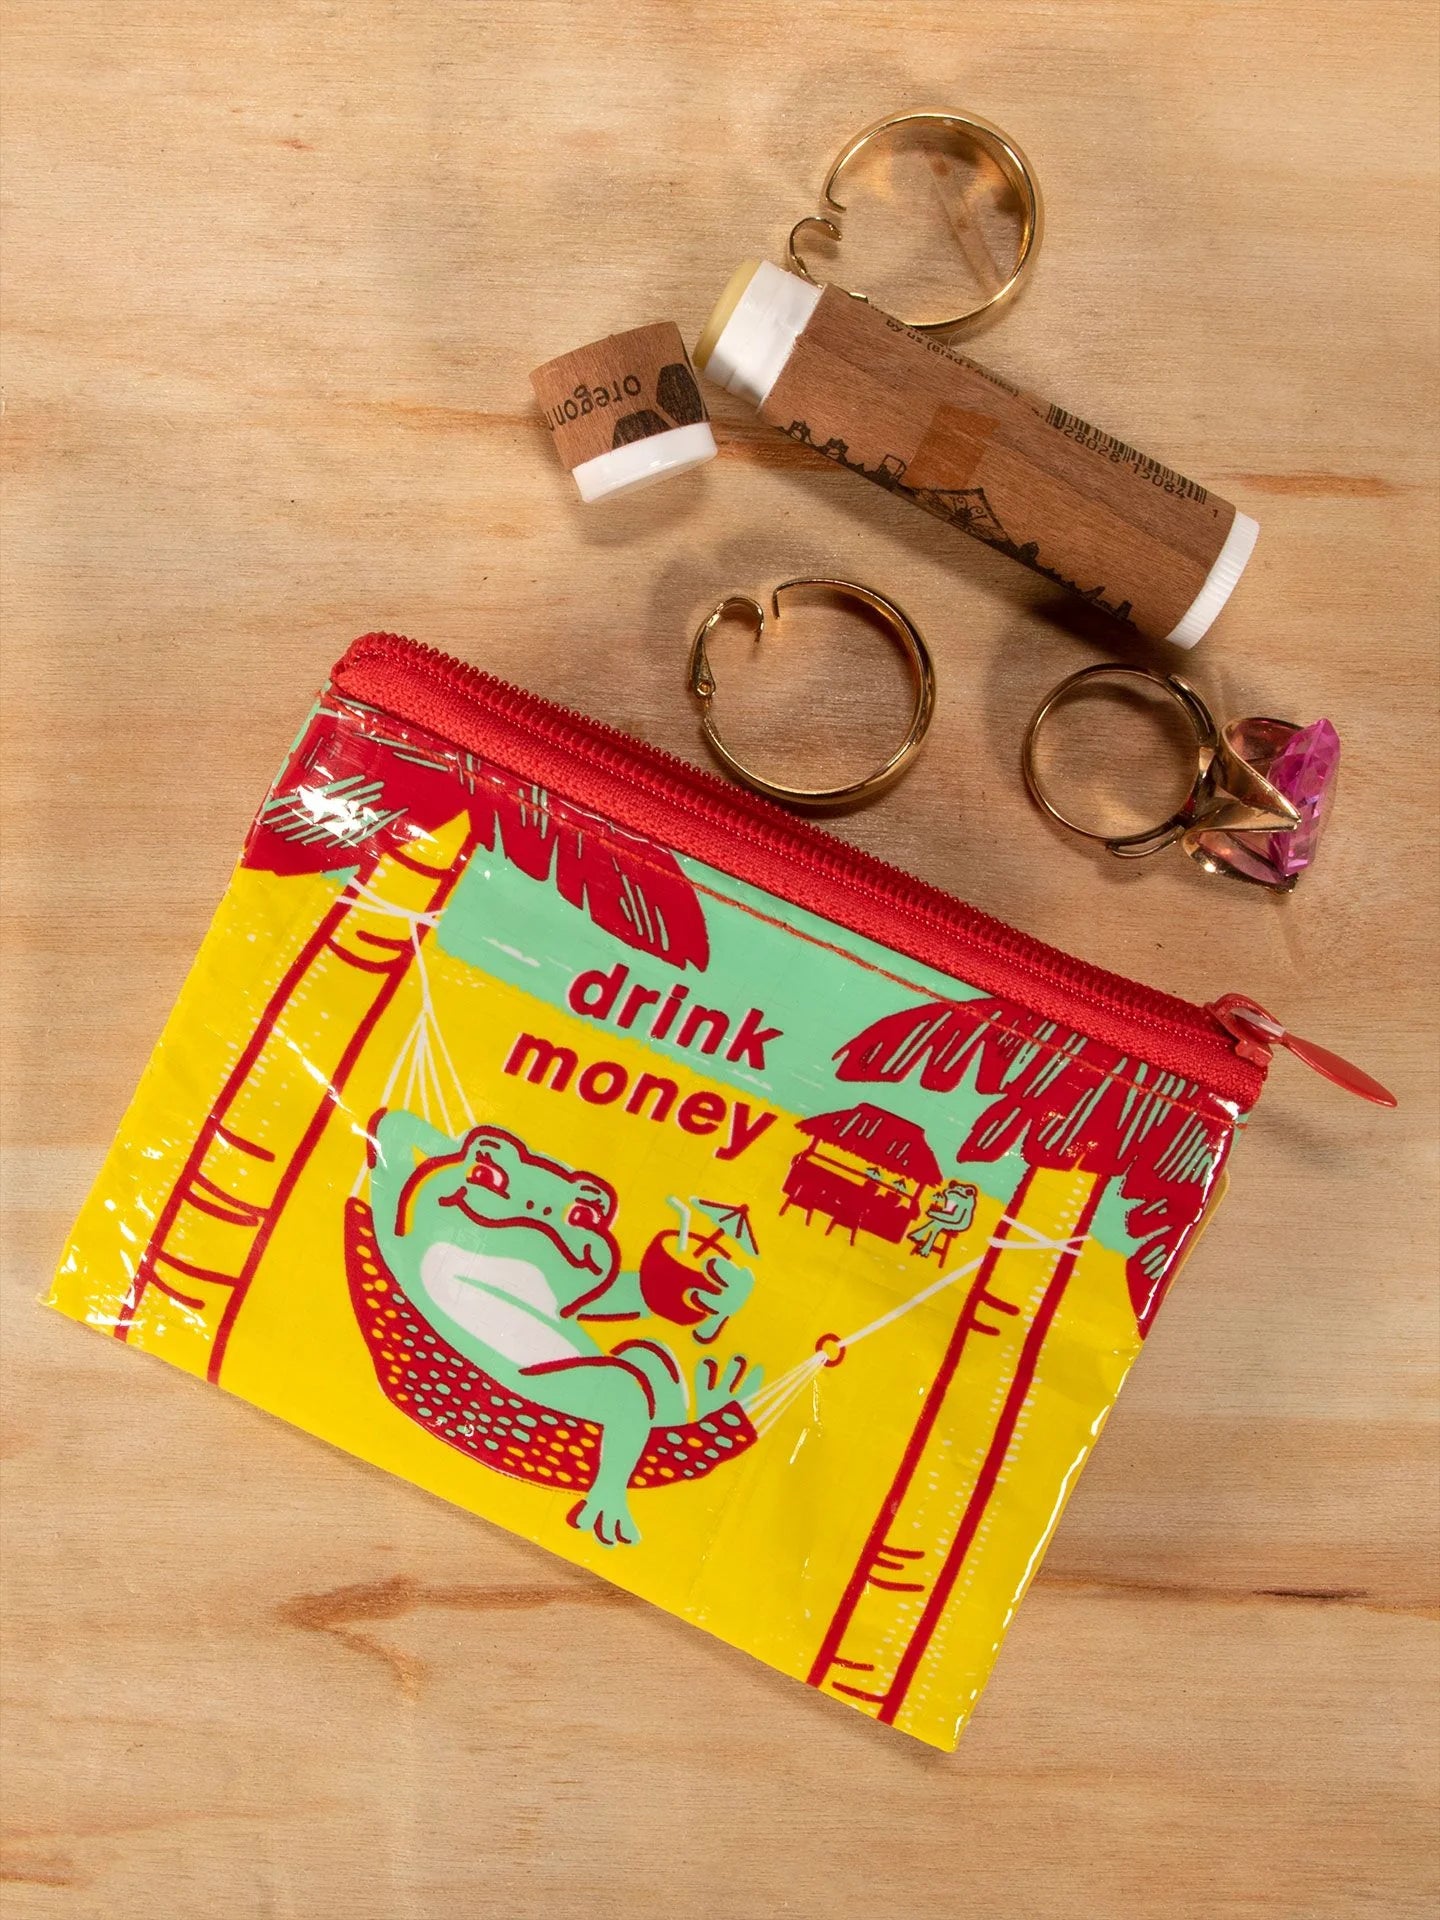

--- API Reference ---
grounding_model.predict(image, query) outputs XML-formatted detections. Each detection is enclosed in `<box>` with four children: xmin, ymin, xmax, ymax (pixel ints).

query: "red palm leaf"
<box><xmin>835</xmin><ymin>993</ymin><xmax>1227</xmax><ymax>1335</ymax></box>
<box><xmin>833</xmin><ymin>997</ymin><xmax>1057</xmax><ymax>1096</ymax></box>
<box><xmin>1118</xmin><ymin>1103</ymin><xmax>1229</xmax><ymax>1329</ymax></box>
<box><xmin>243</xmin><ymin>697</ymin><xmax>709</xmax><ymax>970</ymax></box>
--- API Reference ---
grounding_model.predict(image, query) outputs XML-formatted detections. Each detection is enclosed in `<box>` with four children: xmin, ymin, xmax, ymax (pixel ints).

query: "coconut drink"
<box><xmin>639</xmin><ymin>1199</ymin><xmax>759</xmax><ymax>1338</ymax></box>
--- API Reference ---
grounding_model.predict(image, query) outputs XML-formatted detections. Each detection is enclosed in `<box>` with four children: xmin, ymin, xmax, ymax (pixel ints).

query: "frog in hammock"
<box><xmin>367</xmin><ymin>1110</ymin><xmax>759</xmax><ymax>1548</ymax></box>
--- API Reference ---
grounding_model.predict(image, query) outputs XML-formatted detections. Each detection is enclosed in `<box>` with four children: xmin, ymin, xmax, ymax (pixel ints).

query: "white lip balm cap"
<box><xmin>1165</xmin><ymin>510</ymin><xmax>1260</xmax><ymax>647</ymax></box>
<box><xmin>695</xmin><ymin>260</ymin><xmax>822</xmax><ymax>407</ymax></box>
<box><xmin>568</xmin><ymin>421</ymin><xmax>717</xmax><ymax>503</ymax></box>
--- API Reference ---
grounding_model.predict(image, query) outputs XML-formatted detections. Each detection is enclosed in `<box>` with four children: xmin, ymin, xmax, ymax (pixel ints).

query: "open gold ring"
<box><xmin>1021</xmin><ymin>664</ymin><xmax>1345</xmax><ymax>890</ymax></box>
<box><xmin>688</xmin><ymin>579</ymin><xmax>936</xmax><ymax>809</ymax></box>
<box><xmin>787</xmin><ymin>108</ymin><xmax>1043</xmax><ymax>333</ymax></box>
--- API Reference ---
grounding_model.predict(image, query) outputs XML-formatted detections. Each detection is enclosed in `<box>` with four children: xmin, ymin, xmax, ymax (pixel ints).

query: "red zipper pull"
<box><xmin>1207</xmin><ymin>994</ymin><xmax>1397</xmax><ymax>1107</ymax></box>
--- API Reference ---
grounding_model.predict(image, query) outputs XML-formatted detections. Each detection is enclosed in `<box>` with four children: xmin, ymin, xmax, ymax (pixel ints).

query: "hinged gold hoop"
<box><xmin>689</xmin><ymin>579</ymin><xmax>936</xmax><ymax>809</ymax></box>
<box><xmin>787</xmin><ymin>108</ymin><xmax>1043</xmax><ymax>333</ymax></box>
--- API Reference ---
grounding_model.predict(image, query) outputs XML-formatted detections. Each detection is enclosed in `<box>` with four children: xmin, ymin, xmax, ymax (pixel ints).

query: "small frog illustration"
<box><xmin>907</xmin><ymin>1180</ymin><xmax>978</xmax><ymax>1261</ymax></box>
<box><xmin>367</xmin><ymin>1111</ymin><xmax>758</xmax><ymax>1547</ymax></box>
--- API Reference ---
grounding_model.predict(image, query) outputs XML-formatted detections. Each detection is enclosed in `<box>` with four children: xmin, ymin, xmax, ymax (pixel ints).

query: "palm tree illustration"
<box><xmin>808</xmin><ymin>995</ymin><xmax>1230</xmax><ymax>1726</ymax></box>
<box><xmin>115</xmin><ymin>702</ymin><xmax>712</xmax><ymax>1383</ymax></box>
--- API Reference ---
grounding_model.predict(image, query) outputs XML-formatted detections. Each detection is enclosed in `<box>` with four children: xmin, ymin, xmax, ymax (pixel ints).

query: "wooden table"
<box><xmin>3</xmin><ymin>3</ymin><xmax>1437</xmax><ymax>1914</ymax></box>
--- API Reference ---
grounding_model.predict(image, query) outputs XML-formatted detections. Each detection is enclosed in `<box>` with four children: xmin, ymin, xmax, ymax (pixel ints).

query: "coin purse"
<box><xmin>48</xmin><ymin>632</ymin><xmax>1272</xmax><ymax>1751</ymax></box>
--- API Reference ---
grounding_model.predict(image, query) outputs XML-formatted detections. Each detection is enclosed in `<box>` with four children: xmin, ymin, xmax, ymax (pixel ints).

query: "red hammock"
<box><xmin>345</xmin><ymin>1199</ymin><xmax>757</xmax><ymax>1493</ymax></box>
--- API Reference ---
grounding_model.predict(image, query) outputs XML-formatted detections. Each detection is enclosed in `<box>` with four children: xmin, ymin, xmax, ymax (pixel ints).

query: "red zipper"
<box><xmin>1208</xmin><ymin>996</ymin><xmax>1396</xmax><ymax>1107</ymax></box>
<box><xmin>329</xmin><ymin>633</ymin><xmax>1390</xmax><ymax>1114</ymax></box>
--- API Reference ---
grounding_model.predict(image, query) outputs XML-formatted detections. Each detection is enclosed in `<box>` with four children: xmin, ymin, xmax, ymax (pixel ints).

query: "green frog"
<box><xmin>367</xmin><ymin>1110</ymin><xmax>757</xmax><ymax>1548</ymax></box>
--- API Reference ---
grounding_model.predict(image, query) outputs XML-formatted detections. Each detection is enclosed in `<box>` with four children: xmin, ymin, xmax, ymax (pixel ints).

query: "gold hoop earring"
<box><xmin>787</xmin><ymin>108</ymin><xmax>1043</xmax><ymax>333</ymax></box>
<box><xmin>688</xmin><ymin>579</ymin><xmax>936</xmax><ymax>810</ymax></box>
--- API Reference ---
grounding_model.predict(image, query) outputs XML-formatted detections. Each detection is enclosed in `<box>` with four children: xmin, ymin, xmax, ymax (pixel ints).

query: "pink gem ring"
<box><xmin>1022</xmin><ymin>664</ymin><xmax>1340</xmax><ymax>890</ymax></box>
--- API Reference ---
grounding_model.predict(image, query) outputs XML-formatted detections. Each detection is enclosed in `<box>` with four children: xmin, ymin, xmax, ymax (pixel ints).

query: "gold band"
<box><xmin>689</xmin><ymin>579</ymin><xmax>936</xmax><ymax>809</ymax></box>
<box><xmin>787</xmin><ymin>108</ymin><xmax>1043</xmax><ymax>333</ymax></box>
<box><xmin>1022</xmin><ymin>664</ymin><xmax>1302</xmax><ymax>867</ymax></box>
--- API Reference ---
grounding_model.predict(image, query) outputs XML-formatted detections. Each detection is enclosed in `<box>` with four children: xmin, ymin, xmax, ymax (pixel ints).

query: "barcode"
<box><xmin>1044</xmin><ymin>406</ymin><xmax>1209</xmax><ymax>502</ymax></box>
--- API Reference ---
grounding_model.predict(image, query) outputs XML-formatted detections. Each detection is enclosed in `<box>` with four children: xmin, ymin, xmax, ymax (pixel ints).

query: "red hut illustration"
<box><xmin>781</xmin><ymin>1103</ymin><xmax>943</xmax><ymax>1246</ymax></box>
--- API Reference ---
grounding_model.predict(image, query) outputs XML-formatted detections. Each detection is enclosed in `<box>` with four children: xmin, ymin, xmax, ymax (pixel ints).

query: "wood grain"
<box><xmin>2</xmin><ymin>1</ymin><xmax>1437</xmax><ymax>1915</ymax></box>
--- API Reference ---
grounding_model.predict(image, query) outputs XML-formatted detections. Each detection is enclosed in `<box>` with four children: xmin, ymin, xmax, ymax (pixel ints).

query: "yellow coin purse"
<box><xmin>48</xmin><ymin>632</ymin><xmax>1274</xmax><ymax>1751</ymax></box>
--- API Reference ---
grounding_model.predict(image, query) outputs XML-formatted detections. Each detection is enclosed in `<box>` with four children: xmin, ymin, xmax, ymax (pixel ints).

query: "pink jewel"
<box><xmin>1193</xmin><ymin>718</ymin><xmax>1340</xmax><ymax>888</ymax></box>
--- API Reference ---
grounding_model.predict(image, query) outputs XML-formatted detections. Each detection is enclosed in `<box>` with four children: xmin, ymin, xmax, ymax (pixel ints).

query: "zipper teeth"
<box><xmin>342</xmin><ymin>632</ymin><xmax>1233</xmax><ymax>1062</ymax></box>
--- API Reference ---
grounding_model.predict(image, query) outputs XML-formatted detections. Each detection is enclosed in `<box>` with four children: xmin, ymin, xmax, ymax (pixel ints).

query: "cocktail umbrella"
<box><xmin>693</xmin><ymin>1199</ymin><xmax>760</xmax><ymax>1256</ymax></box>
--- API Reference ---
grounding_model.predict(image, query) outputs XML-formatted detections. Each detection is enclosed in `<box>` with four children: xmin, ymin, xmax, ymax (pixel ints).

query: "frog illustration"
<box><xmin>907</xmin><ymin>1179</ymin><xmax>978</xmax><ymax>1260</ymax></box>
<box><xmin>367</xmin><ymin>1110</ymin><xmax>758</xmax><ymax>1548</ymax></box>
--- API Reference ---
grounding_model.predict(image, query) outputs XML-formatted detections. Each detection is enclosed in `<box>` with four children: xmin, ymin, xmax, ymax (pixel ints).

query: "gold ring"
<box><xmin>688</xmin><ymin>578</ymin><xmax>936</xmax><ymax>809</ymax></box>
<box><xmin>1022</xmin><ymin>664</ymin><xmax>1340</xmax><ymax>890</ymax></box>
<box><xmin>787</xmin><ymin>108</ymin><xmax>1043</xmax><ymax>333</ymax></box>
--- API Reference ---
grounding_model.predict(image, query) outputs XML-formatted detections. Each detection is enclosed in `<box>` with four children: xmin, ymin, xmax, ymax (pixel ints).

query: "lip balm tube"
<box><xmin>694</xmin><ymin>261</ymin><xmax>1257</xmax><ymax>647</ymax></box>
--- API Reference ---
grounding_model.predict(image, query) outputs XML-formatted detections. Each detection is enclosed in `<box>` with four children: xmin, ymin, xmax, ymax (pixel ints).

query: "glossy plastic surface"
<box><xmin>47</xmin><ymin>645</ymin><xmax>1249</xmax><ymax>1750</ymax></box>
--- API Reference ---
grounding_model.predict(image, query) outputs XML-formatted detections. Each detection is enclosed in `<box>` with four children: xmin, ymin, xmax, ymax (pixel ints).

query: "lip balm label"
<box><xmin>761</xmin><ymin>289</ymin><xmax>1241</xmax><ymax>643</ymax></box>
<box><xmin>1042</xmin><ymin>404</ymin><xmax>1211</xmax><ymax>503</ymax></box>
<box><xmin>531</xmin><ymin>323</ymin><xmax>709</xmax><ymax>474</ymax></box>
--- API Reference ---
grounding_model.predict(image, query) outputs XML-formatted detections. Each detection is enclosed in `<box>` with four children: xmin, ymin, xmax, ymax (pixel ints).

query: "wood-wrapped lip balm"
<box><xmin>531</xmin><ymin>321</ymin><xmax>717</xmax><ymax>503</ymax></box>
<box><xmin>694</xmin><ymin>261</ymin><xmax>1257</xmax><ymax>647</ymax></box>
